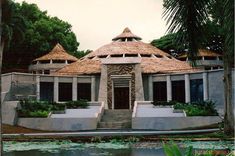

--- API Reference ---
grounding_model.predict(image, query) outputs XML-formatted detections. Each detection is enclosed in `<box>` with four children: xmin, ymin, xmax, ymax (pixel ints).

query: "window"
<box><xmin>59</xmin><ymin>83</ymin><xmax>72</xmax><ymax>101</ymax></box>
<box><xmin>172</xmin><ymin>80</ymin><xmax>185</xmax><ymax>103</ymax></box>
<box><xmin>53</xmin><ymin>60</ymin><xmax>66</xmax><ymax>63</ymax></box>
<box><xmin>77</xmin><ymin>83</ymin><xmax>91</xmax><ymax>101</ymax></box>
<box><xmin>44</xmin><ymin>70</ymin><xmax>50</xmax><ymax>74</ymax></box>
<box><xmin>190</xmin><ymin>79</ymin><xmax>203</xmax><ymax>102</ymax></box>
<box><xmin>39</xmin><ymin>60</ymin><xmax>50</xmax><ymax>64</ymax></box>
<box><xmin>125</xmin><ymin>54</ymin><xmax>138</xmax><ymax>57</ymax></box>
<box><xmin>153</xmin><ymin>82</ymin><xmax>167</xmax><ymax>102</ymax></box>
<box><xmin>40</xmin><ymin>82</ymin><xmax>53</xmax><ymax>101</ymax></box>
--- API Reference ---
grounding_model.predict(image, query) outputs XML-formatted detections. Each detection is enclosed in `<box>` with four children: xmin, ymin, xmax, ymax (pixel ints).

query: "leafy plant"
<box><xmin>65</xmin><ymin>99</ymin><xmax>88</xmax><ymax>109</ymax></box>
<box><xmin>163</xmin><ymin>141</ymin><xmax>193</xmax><ymax>156</ymax></box>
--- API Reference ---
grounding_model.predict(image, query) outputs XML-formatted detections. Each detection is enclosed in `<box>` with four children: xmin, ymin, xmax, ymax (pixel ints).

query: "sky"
<box><xmin>15</xmin><ymin>0</ymin><xmax>167</xmax><ymax>51</ymax></box>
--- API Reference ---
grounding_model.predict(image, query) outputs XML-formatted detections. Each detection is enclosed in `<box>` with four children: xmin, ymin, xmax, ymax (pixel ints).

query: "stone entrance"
<box><xmin>114</xmin><ymin>87</ymin><xmax>129</xmax><ymax>109</ymax></box>
<box><xmin>98</xmin><ymin>57</ymin><xmax>145</xmax><ymax>109</ymax></box>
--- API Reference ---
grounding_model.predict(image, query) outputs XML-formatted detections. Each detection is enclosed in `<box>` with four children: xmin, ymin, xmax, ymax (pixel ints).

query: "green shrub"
<box><xmin>28</xmin><ymin>110</ymin><xmax>49</xmax><ymax>118</ymax></box>
<box><xmin>152</xmin><ymin>101</ymin><xmax>178</xmax><ymax>106</ymax></box>
<box><xmin>65</xmin><ymin>99</ymin><xmax>88</xmax><ymax>109</ymax></box>
<box><xmin>18</xmin><ymin>99</ymin><xmax>89</xmax><ymax>117</ymax></box>
<box><xmin>173</xmin><ymin>100</ymin><xmax>218</xmax><ymax>116</ymax></box>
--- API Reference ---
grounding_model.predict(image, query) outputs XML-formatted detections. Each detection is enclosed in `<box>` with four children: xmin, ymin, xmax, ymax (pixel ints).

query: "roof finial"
<box><xmin>112</xmin><ymin>27</ymin><xmax>142</xmax><ymax>41</ymax></box>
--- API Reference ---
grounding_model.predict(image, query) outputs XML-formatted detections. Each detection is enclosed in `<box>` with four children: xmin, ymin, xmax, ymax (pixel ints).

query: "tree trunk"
<box><xmin>223</xmin><ymin>55</ymin><xmax>234</xmax><ymax>136</ymax></box>
<box><xmin>0</xmin><ymin>0</ymin><xmax>3</xmax><ymax>154</ymax></box>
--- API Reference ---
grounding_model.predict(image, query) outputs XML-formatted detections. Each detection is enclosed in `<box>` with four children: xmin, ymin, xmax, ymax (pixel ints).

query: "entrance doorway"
<box><xmin>114</xmin><ymin>87</ymin><xmax>130</xmax><ymax>109</ymax></box>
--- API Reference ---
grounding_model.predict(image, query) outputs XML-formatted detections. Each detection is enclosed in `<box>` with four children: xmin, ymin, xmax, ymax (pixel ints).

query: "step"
<box><xmin>97</xmin><ymin>121</ymin><xmax>131</xmax><ymax>129</ymax></box>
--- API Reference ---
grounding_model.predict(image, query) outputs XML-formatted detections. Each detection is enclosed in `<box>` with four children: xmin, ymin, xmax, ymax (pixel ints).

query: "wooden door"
<box><xmin>114</xmin><ymin>87</ymin><xmax>129</xmax><ymax>109</ymax></box>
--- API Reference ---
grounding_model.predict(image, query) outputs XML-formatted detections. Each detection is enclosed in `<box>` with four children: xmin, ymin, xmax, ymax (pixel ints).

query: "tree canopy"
<box><xmin>151</xmin><ymin>0</ymin><xmax>225</xmax><ymax>57</ymax></box>
<box><xmin>2</xmin><ymin>1</ymin><xmax>81</xmax><ymax>73</ymax></box>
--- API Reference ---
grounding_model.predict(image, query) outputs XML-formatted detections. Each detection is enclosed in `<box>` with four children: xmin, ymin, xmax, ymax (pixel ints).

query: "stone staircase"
<box><xmin>97</xmin><ymin>109</ymin><xmax>132</xmax><ymax>129</ymax></box>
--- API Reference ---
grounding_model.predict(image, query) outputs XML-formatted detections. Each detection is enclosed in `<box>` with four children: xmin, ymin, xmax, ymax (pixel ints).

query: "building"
<box><xmin>177</xmin><ymin>49</ymin><xmax>223</xmax><ymax>70</ymax></box>
<box><xmin>2</xmin><ymin>28</ymin><xmax>233</xmax><ymax>115</ymax></box>
<box><xmin>28</xmin><ymin>43</ymin><xmax>78</xmax><ymax>74</ymax></box>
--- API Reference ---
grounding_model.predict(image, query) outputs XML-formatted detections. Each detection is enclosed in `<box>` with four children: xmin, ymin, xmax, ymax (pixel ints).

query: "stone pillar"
<box><xmin>148</xmin><ymin>75</ymin><xmax>153</xmax><ymax>101</ymax></box>
<box><xmin>166</xmin><ymin>75</ymin><xmax>172</xmax><ymax>102</ymax></box>
<box><xmin>36</xmin><ymin>75</ymin><xmax>40</xmax><ymax>101</ymax></box>
<box><xmin>91</xmin><ymin>76</ymin><xmax>96</xmax><ymax>101</ymax></box>
<box><xmin>53</xmin><ymin>77</ymin><xmax>59</xmax><ymax>102</ymax></box>
<box><xmin>72</xmin><ymin>77</ymin><xmax>77</xmax><ymax>101</ymax></box>
<box><xmin>203</xmin><ymin>72</ymin><xmax>208</xmax><ymax>101</ymax></box>
<box><xmin>185</xmin><ymin>74</ymin><xmax>190</xmax><ymax>103</ymax></box>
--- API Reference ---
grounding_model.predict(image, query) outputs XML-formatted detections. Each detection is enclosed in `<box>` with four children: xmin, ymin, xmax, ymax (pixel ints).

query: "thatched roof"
<box><xmin>33</xmin><ymin>43</ymin><xmax>78</xmax><ymax>62</ymax></box>
<box><xmin>55</xmin><ymin>59</ymin><xmax>101</xmax><ymax>76</ymax></box>
<box><xmin>141</xmin><ymin>58</ymin><xmax>195</xmax><ymax>74</ymax></box>
<box><xmin>55</xmin><ymin>28</ymin><xmax>196</xmax><ymax>76</ymax></box>
<box><xmin>178</xmin><ymin>49</ymin><xmax>222</xmax><ymax>58</ymax></box>
<box><xmin>85</xmin><ymin>41</ymin><xmax>171</xmax><ymax>58</ymax></box>
<box><xmin>112</xmin><ymin>27</ymin><xmax>142</xmax><ymax>41</ymax></box>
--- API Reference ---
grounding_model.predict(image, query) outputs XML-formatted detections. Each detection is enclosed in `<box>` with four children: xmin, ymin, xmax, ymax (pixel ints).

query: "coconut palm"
<box><xmin>222</xmin><ymin>0</ymin><xmax>234</xmax><ymax>135</ymax></box>
<box><xmin>163</xmin><ymin>0</ymin><xmax>234</xmax><ymax>135</ymax></box>
<box><xmin>0</xmin><ymin>0</ymin><xmax>26</xmax><ymax>153</ymax></box>
<box><xmin>163</xmin><ymin>0</ymin><xmax>210</xmax><ymax>66</ymax></box>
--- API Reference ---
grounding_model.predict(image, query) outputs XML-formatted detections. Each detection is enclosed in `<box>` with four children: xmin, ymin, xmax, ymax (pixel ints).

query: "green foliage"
<box><xmin>163</xmin><ymin>141</ymin><xmax>193</xmax><ymax>156</ymax></box>
<box><xmin>174</xmin><ymin>101</ymin><xmax>218</xmax><ymax>116</ymax></box>
<box><xmin>152</xmin><ymin>101</ymin><xmax>178</xmax><ymax>106</ymax></box>
<box><xmin>65</xmin><ymin>100</ymin><xmax>88</xmax><ymax>109</ymax></box>
<box><xmin>2</xmin><ymin>1</ymin><xmax>81</xmax><ymax>72</ymax></box>
<box><xmin>18</xmin><ymin>99</ymin><xmax>89</xmax><ymax>117</ymax></box>
<box><xmin>2</xmin><ymin>0</ymin><xmax>26</xmax><ymax>49</ymax></box>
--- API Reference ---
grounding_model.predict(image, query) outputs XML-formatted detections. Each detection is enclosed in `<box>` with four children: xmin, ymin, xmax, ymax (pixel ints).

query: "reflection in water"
<box><xmin>4</xmin><ymin>141</ymin><xmax>234</xmax><ymax>156</ymax></box>
<box><xmin>4</xmin><ymin>148</ymin><xmax>165</xmax><ymax>156</ymax></box>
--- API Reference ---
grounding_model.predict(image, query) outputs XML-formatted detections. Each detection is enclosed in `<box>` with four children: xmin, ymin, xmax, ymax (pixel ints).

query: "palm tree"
<box><xmin>222</xmin><ymin>0</ymin><xmax>234</xmax><ymax>135</ymax></box>
<box><xmin>0</xmin><ymin>1</ymin><xmax>2</xmax><ymax>154</ymax></box>
<box><xmin>1</xmin><ymin>0</ymin><xmax>26</xmax><ymax>154</ymax></box>
<box><xmin>163</xmin><ymin>0</ymin><xmax>210</xmax><ymax>66</ymax></box>
<box><xmin>163</xmin><ymin>0</ymin><xmax>234</xmax><ymax>135</ymax></box>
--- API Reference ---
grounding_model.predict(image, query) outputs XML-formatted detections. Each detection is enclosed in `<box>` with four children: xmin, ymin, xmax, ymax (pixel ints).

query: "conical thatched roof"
<box><xmin>178</xmin><ymin>49</ymin><xmax>222</xmax><ymax>58</ymax></box>
<box><xmin>33</xmin><ymin>43</ymin><xmax>78</xmax><ymax>62</ymax></box>
<box><xmin>55</xmin><ymin>28</ymin><xmax>195</xmax><ymax>76</ymax></box>
<box><xmin>112</xmin><ymin>27</ymin><xmax>142</xmax><ymax>41</ymax></box>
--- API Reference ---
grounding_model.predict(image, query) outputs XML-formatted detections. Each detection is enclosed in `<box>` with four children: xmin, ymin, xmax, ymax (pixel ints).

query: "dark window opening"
<box><xmin>88</xmin><ymin>57</ymin><xmax>94</xmax><ymax>59</ymax></box>
<box><xmin>68</xmin><ymin>60</ymin><xmax>74</xmax><ymax>63</ymax></box>
<box><xmin>155</xmin><ymin>54</ymin><xmax>163</xmax><ymax>58</ymax></box>
<box><xmin>111</xmin><ymin>54</ymin><xmax>123</xmax><ymax>57</ymax></box>
<box><xmin>127</xmin><ymin>38</ymin><xmax>133</xmax><ymax>41</ymax></box>
<box><xmin>98</xmin><ymin>55</ymin><xmax>107</xmax><ymax>58</ymax></box>
<box><xmin>77</xmin><ymin>83</ymin><xmax>91</xmax><ymax>101</ymax></box>
<box><xmin>141</xmin><ymin>54</ymin><xmax>151</xmax><ymax>57</ymax></box>
<box><xmin>204</xmin><ymin>56</ymin><xmax>217</xmax><ymax>60</ymax></box>
<box><xmin>178</xmin><ymin>58</ymin><xmax>187</xmax><ymax>61</ymax></box>
<box><xmin>190</xmin><ymin>79</ymin><xmax>203</xmax><ymax>102</ymax></box>
<box><xmin>172</xmin><ymin>80</ymin><xmax>185</xmax><ymax>103</ymax></box>
<box><xmin>125</xmin><ymin>54</ymin><xmax>138</xmax><ymax>57</ymax></box>
<box><xmin>153</xmin><ymin>82</ymin><xmax>167</xmax><ymax>102</ymax></box>
<box><xmin>53</xmin><ymin>60</ymin><xmax>65</xmax><ymax>63</ymax></box>
<box><xmin>218</xmin><ymin>56</ymin><xmax>223</xmax><ymax>60</ymax></box>
<box><xmin>59</xmin><ymin>83</ymin><xmax>72</xmax><ymax>101</ymax></box>
<box><xmin>39</xmin><ymin>60</ymin><xmax>50</xmax><ymax>64</ymax></box>
<box><xmin>44</xmin><ymin>70</ymin><xmax>50</xmax><ymax>74</ymax></box>
<box><xmin>40</xmin><ymin>82</ymin><xmax>53</xmax><ymax>101</ymax></box>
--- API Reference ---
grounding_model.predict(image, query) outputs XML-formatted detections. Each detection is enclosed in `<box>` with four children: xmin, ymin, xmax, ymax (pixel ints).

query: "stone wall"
<box><xmin>132</xmin><ymin>116</ymin><xmax>221</xmax><ymax>130</ymax></box>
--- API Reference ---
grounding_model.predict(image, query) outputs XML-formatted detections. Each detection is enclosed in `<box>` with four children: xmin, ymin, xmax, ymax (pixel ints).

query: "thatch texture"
<box><xmin>141</xmin><ymin>58</ymin><xmax>196</xmax><ymax>74</ymax></box>
<box><xmin>178</xmin><ymin>49</ymin><xmax>222</xmax><ymax>58</ymax></box>
<box><xmin>55</xmin><ymin>59</ymin><xmax>101</xmax><ymax>75</ymax></box>
<box><xmin>54</xmin><ymin>28</ymin><xmax>197</xmax><ymax>76</ymax></box>
<box><xmin>112</xmin><ymin>27</ymin><xmax>142</xmax><ymax>41</ymax></box>
<box><xmin>85</xmin><ymin>41</ymin><xmax>171</xmax><ymax>58</ymax></box>
<box><xmin>33</xmin><ymin>43</ymin><xmax>78</xmax><ymax>62</ymax></box>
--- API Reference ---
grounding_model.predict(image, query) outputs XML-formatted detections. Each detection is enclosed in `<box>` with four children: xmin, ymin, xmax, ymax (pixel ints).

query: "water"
<box><xmin>3</xmin><ymin>141</ymin><xmax>234</xmax><ymax>156</ymax></box>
